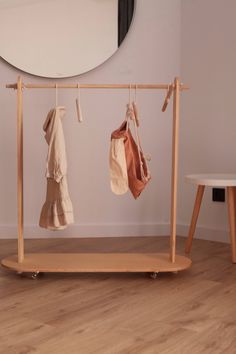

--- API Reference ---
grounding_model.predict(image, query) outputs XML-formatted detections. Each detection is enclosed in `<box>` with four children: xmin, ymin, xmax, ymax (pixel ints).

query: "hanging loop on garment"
<box><xmin>129</xmin><ymin>83</ymin><xmax>132</xmax><ymax>106</ymax></box>
<box><xmin>76</xmin><ymin>82</ymin><xmax>83</xmax><ymax>122</ymax></box>
<box><xmin>126</xmin><ymin>83</ymin><xmax>135</xmax><ymax>127</ymax></box>
<box><xmin>126</xmin><ymin>83</ymin><xmax>132</xmax><ymax>127</ymax></box>
<box><xmin>132</xmin><ymin>83</ymin><xmax>140</xmax><ymax>127</ymax></box>
<box><xmin>55</xmin><ymin>83</ymin><xmax>58</xmax><ymax>107</ymax></box>
<box><xmin>134</xmin><ymin>83</ymin><xmax>137</xmax><ymax>102</ymax></box>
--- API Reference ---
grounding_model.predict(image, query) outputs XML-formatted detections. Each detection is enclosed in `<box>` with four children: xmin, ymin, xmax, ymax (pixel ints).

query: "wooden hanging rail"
<box><xmin>6</xmin><ymin>82</ymin><xmax>189</xmax><ymax>90</ymax></box>
<box><xmin>1</xmin><ymin>76</ymin><xmax>192</xmax><ymax>278</ymax></box>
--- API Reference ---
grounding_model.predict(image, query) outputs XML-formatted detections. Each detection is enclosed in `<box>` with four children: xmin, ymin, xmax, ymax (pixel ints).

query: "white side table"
<box><xmin>185</xmin><ymin>174</ymin><xmax>236</xmax><ymax>263</ymax></box>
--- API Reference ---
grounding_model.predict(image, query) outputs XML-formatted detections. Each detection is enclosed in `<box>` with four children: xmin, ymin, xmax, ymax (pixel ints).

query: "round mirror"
<box><xmin>0</xmin><ymin>0</ymin><xmax>135</xmax><ymax>78</ymax></box>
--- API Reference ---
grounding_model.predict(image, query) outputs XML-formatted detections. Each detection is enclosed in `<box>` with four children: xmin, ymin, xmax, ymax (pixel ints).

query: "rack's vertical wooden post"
<box><xmin>17</xmin><ymin>76</ymin><xmax>24</xmax><ymax>263</ymax></box>
<box><xmin>170</xmin><ymin>77</ymin><xmax>180</xmax><ymax>263</ymax></box>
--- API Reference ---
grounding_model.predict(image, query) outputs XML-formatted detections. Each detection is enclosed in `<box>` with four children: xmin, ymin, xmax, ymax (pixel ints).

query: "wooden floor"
<box><xmin>1</xmin><ymin>236</ymin><xmax>236</xmax><ymax>354</ymax></box>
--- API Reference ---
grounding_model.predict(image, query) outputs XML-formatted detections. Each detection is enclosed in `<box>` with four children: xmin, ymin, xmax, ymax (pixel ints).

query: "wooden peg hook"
<box><xmin>162</xmin><ymin>83</ymin><xmax>174</xmax><ymax>112</ymax></box>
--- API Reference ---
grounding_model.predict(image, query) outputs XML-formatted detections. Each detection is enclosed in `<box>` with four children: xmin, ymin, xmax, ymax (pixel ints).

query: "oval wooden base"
<box><xmin>1</xmin><ymin>253</ymin><xmax>191</xmax><ymax>273</ymax></box>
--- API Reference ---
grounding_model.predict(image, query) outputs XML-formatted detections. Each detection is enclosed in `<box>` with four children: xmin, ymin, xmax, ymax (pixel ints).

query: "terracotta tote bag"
<box><xmin>110</xmin><ymin>103</ymin><xmax>151</xmax><ymax>199</ymax></box>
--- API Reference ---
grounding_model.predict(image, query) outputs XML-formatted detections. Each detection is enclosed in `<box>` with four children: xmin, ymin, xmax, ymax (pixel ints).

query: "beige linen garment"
<box><xmin>109</xmin><ymin>137</ymin><xmax>128</xmax><ymax>195</ymax></box>
<box><xmin>39</xmin><ymin>106</ymin><xmax>74</xmax><ymax>230</ymax></box>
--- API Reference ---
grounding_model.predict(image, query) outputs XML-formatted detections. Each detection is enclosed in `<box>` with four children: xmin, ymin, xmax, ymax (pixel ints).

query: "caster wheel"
<box><xmin>31</xmin><ymin>271</ymin><xmax>40</xmax><ymax>279</ymax></box>
<box><xmin>150</xmin><ymin>272</ymin><xmax>159</xmax><ymax>279</ymax></box>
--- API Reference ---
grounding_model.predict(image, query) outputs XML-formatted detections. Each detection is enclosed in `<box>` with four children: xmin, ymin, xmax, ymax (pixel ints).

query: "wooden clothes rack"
<box><xmin>1</xmin><ymin>76</ymin><xmax>191</xmax><ymax>277</ymax></box>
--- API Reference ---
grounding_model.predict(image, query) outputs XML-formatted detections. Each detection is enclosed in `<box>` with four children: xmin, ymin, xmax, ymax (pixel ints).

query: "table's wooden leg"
<box><xmin>227</xmin><ymin>187</ymin><xmax>236</xmax><ymax>263</ymax></box>
<box><xmin>234</xmin><ymin>187</ymin><xmax>236</xmax><ymax>226</ymax></box>
<box><xmin>185</xmin><ymin>185</ymin><xmax>205</xmax><ymax>254</ymax></box>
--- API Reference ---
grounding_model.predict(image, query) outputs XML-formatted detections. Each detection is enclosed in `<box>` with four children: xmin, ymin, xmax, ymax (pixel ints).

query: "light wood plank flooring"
<box><xmin>1</xmin><ymin>236</ymin><xmax>236</xmax><ymax>354</ymax></box>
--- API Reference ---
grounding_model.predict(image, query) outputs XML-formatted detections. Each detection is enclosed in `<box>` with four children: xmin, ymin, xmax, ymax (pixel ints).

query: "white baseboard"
<box><xmin>0</xmin><ymin>223</ymin><xmax>229</xmax><ymax>243</ymax></box>
<box><xmin>177</xmin><ymin>224</ymin><xmax>229</xmax><ymax>244</ymax></box>
<box><xmin>0</xmin><ymin>223</ymin><xmax>169</xmax><ymax>239</ymax></box>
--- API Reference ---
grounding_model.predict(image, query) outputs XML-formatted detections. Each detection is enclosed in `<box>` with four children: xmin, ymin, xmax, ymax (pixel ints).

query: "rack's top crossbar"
<box><xmin>6</xmin><ymin>82</ymin><xmax>189</xmax><ymax>90</ymax></box>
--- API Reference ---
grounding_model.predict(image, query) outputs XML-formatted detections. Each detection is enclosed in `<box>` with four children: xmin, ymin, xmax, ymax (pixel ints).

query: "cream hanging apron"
<box><xmin>39</xmin><ymin>107</ymin><xmax>74</xmax><ymax>230</ymax></box>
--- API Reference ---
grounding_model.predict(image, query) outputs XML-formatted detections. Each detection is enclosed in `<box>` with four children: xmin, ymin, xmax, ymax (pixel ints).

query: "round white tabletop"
<box><xmin>185</xmin><ymin>174</ymin><xmax>236</xmax><ymax>187</ymax></box>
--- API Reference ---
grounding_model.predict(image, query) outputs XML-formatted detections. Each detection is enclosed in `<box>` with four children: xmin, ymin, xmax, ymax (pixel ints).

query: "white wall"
<box><xmin>179</xmin><ymin>0</ymin><xmax>236</xmax><ymax>242</ymax></box>
<box><xmin>2</xmin><ymin>0</ymin><xmax>234</xmax><ymax>243</ymax></box>
<box><xmin>0</xmin><ymin>0</ymin><xmax>181</xmax><ymax>238</ymax></box>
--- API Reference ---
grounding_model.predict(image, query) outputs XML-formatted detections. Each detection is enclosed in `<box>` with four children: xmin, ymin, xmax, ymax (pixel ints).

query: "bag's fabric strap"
<box><xmin>125</xmin><ymin>103</ymin><xmax>150</xmax><ymax>181</ymax></box>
